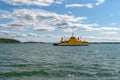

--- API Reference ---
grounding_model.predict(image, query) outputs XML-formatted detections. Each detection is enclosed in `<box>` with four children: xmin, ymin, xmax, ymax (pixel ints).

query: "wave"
<box><xmin>0</xmin><ymin>68</ymin><xmax>114</xmax><ymax>78</ymax></box>
<box><xmin>50</xmin><ymin>70</ymin><xmax>93</xmax><ymax>77</ymax></box>
<box><xmin>9</xmin><ymin>64</ymin><xmax>34</xmax><ymax>67</ymax></box>
<box><xmin>0</xmin><ymin>63</ymin><xmax>53</xmax><ymax>67</ymax></box>
<box><xmin>0</xmin><ymin>70</ymin><xmax>93</xmax><ymax>77</ymax></box>
<box><xmin>0</xmin><ymin>70</ymin><xmax>48</xmax><ymax>77</ymax></box>
<box><xmin>96</xmin><ymin>72</ymin><xmax>113</xmax><ymax>77</ymax></box>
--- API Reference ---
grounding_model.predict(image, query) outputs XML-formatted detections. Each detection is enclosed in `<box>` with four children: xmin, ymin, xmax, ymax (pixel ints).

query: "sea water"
<box><xmin>0</xmin><ymin>43</ymin><xmax>120</xmax><ymax>80</ymax></box>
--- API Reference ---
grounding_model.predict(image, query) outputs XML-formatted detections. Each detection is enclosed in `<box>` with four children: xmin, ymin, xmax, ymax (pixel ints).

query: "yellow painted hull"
<box><xmin>53</xmin><ymin>43</ymin><xmax>88</xmax><ymax>46</ymax></box>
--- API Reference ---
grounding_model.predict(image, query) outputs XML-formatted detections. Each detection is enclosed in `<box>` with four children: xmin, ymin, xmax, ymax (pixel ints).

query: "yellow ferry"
<box><xmin>53</xmin><ymin>33</ymin><xmax>88</xmax><ymax>46</ymax></box>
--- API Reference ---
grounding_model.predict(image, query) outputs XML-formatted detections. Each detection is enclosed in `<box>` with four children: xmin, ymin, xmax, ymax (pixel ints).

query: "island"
<box><xmin>0</xmin><ymin>38</ymin><xmax>21</xmax><ymax>43</ymax></box>
<box><xmin>23</xmin><ymin>41</ymin><xmax>48</xmax><ymax>44</ymax></box>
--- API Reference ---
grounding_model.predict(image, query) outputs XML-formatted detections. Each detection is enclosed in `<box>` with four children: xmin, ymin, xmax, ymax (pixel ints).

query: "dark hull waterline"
<box><xmin>53</xmin><ymin>43</ymin><xmax>89</xmax><ymax>46</ymax></box>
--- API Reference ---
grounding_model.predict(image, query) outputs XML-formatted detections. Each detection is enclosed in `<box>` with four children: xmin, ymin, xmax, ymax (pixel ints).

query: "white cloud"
<box><xmin>66</xmin><ymin>0</ymin><xmax>106</xmax><ymax>8</ymax></box>
<box><xmin>25</xmin><ymin>33</ymin><xmax>62</xmax><ymax>42</ymax></box>
<box><xmin>54</xmin><ymin>0</ymin><xmax>64</xmax><ymax>4</ymax></box>
<box><xmin>96</xmin><ymin>0</ymin><xmax>105</xmax><ymax>6</ymax></box>
<box><xmin>100</xmin><ymin>32</ymin><xmax>117</xmax><ymax>35</ymax></box>
<box><xmin>1</xmin><ymin>0</ymin><xmax>63</xmax><ymax>6</ymax></box>
<box><xmin>0</xmin><ymin>31</ymin><xmax>27</xmax><ymax>39</ymax></box>
<box><xmin>99</xmin><ymin>27</ymin><xmax>120</xmax><ymax>31</ymax></box>
<box><xmin>34</xmin><ymin>26</ymin><xmax>55</xmax><ymax>31</ymax></box>
<box><xmin>86</xmin><ymin>27</ymin><xmax>120</xmax><ymax>31</ymax></box>
<box><xmin>27</xmin><ymin>33</ymin><xmax>42</xmax><ymax>37</ymax></box>
<box><xmin>109</xmin><ymin>23</ymin><xmax>117</xmax><ymax>26</ymax></box>
<box><xmin>0</xmin><ymin>10</ymin><xmax>10</xmax><ymax>15</ymax></box>
<box><xmin>58</xmin><ymin>23</ymin><xmax>97</xmax><ymax>32</ymax></box>
<box><xmin>66</xmin><ymin>3</ymin><xmax>93</xmax><ymax>8</ymax></box>
<box><xmin>2</xmin><ymin>0</ymin><xmax>53</xmax><ymax>6</ymax></box>
<box><xmin>85</xmin><ymin>36</ymin><xmax>120</xmax><ymax>42</ymax></box>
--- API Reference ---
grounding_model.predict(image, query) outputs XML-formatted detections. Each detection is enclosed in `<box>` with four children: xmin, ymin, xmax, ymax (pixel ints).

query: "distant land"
<box><xmin>24</xmin><ymin>42</ymin><xmax>120</xmax><ymax>44</ymax></box>
<box><xmin>0</xmin><ymin>38</ymin><xmax>21</xmax><ymax>43</ymax></box>
<box><xmin>89</xmin><ymin>42</ymin><xmax>120</xmax><ymax>44</ymax></box>
<box><xmin>23</xmin><ymin>41</ymin><xmax>46</xmax><ymax>44</ymax></box>
<box><xmin>0</xmin><ymin>38</ymin><xmax>120</xmax><ymax>44</ymax></box>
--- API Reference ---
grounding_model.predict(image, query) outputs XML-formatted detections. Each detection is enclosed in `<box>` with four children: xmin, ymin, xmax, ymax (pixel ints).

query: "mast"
<box><xmin>72</xmin><ymin>33</ymin><xmax>74</xmax><ymax>37</ymax></box>
<box><xmin>61</xmin><ymin>37</ymin><xmax>63</xmax><ymax>41</ymax></box>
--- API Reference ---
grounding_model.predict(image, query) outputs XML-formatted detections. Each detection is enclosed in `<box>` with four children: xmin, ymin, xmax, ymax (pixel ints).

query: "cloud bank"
<box><xmin>0</xmin><ymin>9</ymin><xmax>95</xmax><ymax>32</ymax></box>
<box><xmin>0</xmin><ymin>8</ymin><xmax>120</xmax><ymax>33</ymax></box>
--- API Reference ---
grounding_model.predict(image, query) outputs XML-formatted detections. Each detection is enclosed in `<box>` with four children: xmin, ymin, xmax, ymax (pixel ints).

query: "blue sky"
<box><xmin>0</xmin><ymin>0</ymin><xmax>120</xmax><ymax>42</ymax></box>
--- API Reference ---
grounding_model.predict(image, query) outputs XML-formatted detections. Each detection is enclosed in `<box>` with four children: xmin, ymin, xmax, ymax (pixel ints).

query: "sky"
<box><xmin>0</xmin><ymin>0</ymin><xmax>120</xmax><ymax>42</ymax></box>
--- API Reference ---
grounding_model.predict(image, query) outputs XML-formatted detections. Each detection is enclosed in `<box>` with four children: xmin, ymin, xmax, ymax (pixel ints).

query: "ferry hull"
<box><xmin>53</xmin><ymin>43</ymin><xmax>88</xmax><ymax>46</ymax></box>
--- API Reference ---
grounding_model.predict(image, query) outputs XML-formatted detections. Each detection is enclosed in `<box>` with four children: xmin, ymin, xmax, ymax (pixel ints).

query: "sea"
<box><xmin>0</xmin><ymin>43</ymin><xmax>120</xmax><ymax>80</ymax></box>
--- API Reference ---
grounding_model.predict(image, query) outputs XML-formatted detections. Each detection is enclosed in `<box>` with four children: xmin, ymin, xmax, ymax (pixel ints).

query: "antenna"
<box><xmin>80</xmin><ymin>36</ymin><xmax>82</xmax><ymax>40</ymax></box>
<box><xmin>61</xmin><ymin>37</ymin><xmax>63</xmax><ymax>41</ymax></box>
<box><xmin>64</xmin><ymin>35</ymin><xmax>66</xmax><ymax>41</ymax></box>
<box><xmin>72</xmin><ymin>33</ymin><xmax>74</xmax><ymax>36</ymax></box>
